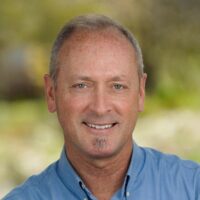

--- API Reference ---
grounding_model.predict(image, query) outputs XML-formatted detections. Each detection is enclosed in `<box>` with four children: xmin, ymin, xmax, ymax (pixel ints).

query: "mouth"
<box><xmin>83</xmin><ymin>122</ymin><xmax>118</xmax><ymax>130</ymax></box>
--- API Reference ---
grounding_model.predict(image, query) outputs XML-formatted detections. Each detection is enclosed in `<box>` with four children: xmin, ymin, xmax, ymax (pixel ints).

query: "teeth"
<box><xmin>86</xmin><ymin>123</ymin><xmax>113</xmax><ymax>130</ymax></box>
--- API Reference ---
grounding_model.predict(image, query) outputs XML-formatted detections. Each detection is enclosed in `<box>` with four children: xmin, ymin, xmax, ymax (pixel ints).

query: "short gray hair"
<box><xmin>49</xmin><ymin>14</ymin><xmax>144</xmax><ymax>81</ymax></box>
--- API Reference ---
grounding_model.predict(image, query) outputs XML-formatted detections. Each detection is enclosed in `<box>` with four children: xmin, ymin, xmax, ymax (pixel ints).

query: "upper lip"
<box><xmin>83</xmin><ymin>121</ymin><xmax>117</xmax><ymax>125</ymax></box>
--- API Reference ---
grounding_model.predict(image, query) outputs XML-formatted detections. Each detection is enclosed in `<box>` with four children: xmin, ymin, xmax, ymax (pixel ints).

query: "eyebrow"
<box><xmin>71</xmin><ymin>75</ymin><xmax>128</xmax><ymax>81</ymax></box>
<box><xmin>109</xmin><ymin>75</ymin><xmax>128</xmax><ymax>81</ymax></box>
<box><xmin>71</xmin><ymin>75</ymin><xmax>93</xmax><ymax>81</ymax></box>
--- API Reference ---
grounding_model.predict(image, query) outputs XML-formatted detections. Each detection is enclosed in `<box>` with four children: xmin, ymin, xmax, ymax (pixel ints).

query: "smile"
<box><xmin>83</xmin><ymin>122</ymin><xmax>116</xmax><ymax>130</ymax></box>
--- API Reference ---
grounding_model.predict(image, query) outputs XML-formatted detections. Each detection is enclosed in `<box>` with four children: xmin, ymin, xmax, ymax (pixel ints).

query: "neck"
<box><xmin>66</xmin><ymin>142</ymin><xmax>133</xmax><ymax>200</ymax></box>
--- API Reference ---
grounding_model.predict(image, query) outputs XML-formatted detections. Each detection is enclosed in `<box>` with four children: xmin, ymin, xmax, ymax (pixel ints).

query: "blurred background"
<box><xmin>0</xmin><ymin>0</ymin><xmax>200</xmax><ymax>197</ymax></box>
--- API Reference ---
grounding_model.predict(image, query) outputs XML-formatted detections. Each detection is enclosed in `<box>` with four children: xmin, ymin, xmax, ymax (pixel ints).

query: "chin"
<box><xmin>86</xmin><ymin>145</ymin><xmax>120</xmax><ymax>160</ymax></box>
<box><xmin>87</xmin><ymin>151</ymin><xmax>116</xmax><ymax>160</ymax></box>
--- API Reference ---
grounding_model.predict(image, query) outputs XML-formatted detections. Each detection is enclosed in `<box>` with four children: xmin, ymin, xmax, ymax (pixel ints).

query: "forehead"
<box><xmin>58</xmin><ymin>28</ymin><xmax>136</xmax><ymax>58</ymax></box>
<box><xmin>57</xmin><ymin>28</ymin><xmax>138</xmax><ymax>78</ymax></box>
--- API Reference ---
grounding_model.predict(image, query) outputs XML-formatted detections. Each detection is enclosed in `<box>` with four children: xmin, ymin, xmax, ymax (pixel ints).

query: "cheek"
<box><xmin>114</xmin><ymin>93</ymin><xmax>139</xmax><ymax>114</ymax></box>
<box><xmin>114</xmin><ymin>97</ymin><xmax>139</xmax><ymax>130</ymax></box>
<box><xmin>57</xmin><ymin>94</ymin><xmax>88</xmax><ymax>119</ymax></box>
<box><xmin>121</xmin><ymin>103</ymin><xmax>138</xmax><ymax>119</ymax></box>
<box><xmin>67</xmin><ymin>95</ymin><xmax>89</xmax><ymax>110</ymax></box>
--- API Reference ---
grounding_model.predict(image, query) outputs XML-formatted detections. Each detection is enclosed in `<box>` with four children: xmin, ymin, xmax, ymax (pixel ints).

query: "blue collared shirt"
<box><xmin>3</xmin><ymin>143</ymin><xmax>200</xmax><ymax>200</ymax></box>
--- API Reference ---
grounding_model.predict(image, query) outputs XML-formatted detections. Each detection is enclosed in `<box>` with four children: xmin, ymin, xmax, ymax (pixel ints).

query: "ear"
<box><xmin>138</xmin><ymin>73</ymin><xmax>147</xmax><ymax>112</ymax></box>
<box><xmin>44</xmin><ymin>74</ymin><xmax>56</xmax><ymax>113</ymax></box>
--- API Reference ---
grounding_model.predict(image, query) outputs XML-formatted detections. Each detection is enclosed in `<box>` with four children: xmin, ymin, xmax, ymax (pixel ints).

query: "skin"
<box><xmin>44</xmin><ymin>28</ymin><xmax>147</xmax><ymax>200</ymax></box>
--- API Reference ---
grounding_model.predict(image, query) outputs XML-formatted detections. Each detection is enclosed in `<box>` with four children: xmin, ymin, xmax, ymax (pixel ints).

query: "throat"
<box><xmin>71</xmin><ymin>149</ymin><xmax>132</xmax><ymax>199</ymax></box>
<box><xmin>65</xmin><ymin>139</ymin><xmax>133</xmax><ymax>199</ymax></box>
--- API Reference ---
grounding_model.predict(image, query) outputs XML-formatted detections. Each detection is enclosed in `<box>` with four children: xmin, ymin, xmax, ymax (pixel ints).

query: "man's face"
<box><xmin>45</xmin><ymin>29</ymin><xmax>146</xmax><ymax>159</ymax></box>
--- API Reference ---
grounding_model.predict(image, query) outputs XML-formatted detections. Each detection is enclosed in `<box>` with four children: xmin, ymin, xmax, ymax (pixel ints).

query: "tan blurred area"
<box><xmin>0</xmin><ymin>0</ymin><xmax>200</xmax><ymax>198</ymax></box>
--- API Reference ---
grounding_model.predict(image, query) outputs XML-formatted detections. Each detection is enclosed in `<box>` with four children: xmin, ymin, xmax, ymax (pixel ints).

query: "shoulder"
<box><xmin>141</xmin><ymin>146</ymin><xmax>200</xmax><ymax>194</ymax></box>
<box><xmin>3</xmin><ymin>161</ymin><xmax>58</xmax><ymax>200</ymax></box>
<box><xmin>142</xmin><ymin>146</ymin><xmax>200</xmax><ymax>170</ymax></box>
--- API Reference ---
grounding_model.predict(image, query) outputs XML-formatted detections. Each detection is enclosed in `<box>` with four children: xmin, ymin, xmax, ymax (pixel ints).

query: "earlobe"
<box><xmin>44</xmin><ymin>74</ymin><xmax>56</xmax><ymax>113</ymax></box>
<box><xmin>138</xmin><ymin>73</ymin><xmax>147</xmax><ymax>112</ymax></box>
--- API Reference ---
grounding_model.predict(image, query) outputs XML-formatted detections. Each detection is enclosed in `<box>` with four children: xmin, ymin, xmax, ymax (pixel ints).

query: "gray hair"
<box><xmin>49</xmin><ymin>14</ymin><xmax>144</xmax><ymax>81</ymax></box>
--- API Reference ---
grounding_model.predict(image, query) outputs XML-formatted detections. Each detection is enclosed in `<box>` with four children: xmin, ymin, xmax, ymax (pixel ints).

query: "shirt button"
<box><xmin>82</xmin><ymin>184</ymin><xmax>86</xmax><ymax>189</ymax></box>
<box><xmin>126</xmin><ymin>191</ymin><xmax>130</xmax><ymax>197</ymax></box>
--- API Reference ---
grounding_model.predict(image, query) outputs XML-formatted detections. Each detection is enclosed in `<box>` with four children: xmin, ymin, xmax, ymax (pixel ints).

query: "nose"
<box><xmin>89</xmin><ymin>86</ymin><xmax>111</xmax><ymax>116</ymax></box>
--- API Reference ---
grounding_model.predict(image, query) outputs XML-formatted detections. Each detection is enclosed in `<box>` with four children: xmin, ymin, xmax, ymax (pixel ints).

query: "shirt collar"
<box><xmin>127</xmin><ymin>142</ymin><xmax>145</xmax><ymax>178</ymax></box>
<box><xmin>57</xmin><ymin>142</ymin><xmax>145</xmax><ymax>199</ymax></box>
<box><xmin>115</xmin><ymin>142</ymin><xmax>146</xmax><ymax>198</ymax></box>
<box><xmin>124</xmin><ymin>142</ymin><xmax>146</xmax><ymax>197</ymax></box>
<box><xmin>57</xmin><ymin>148</ymin><xmax>87</xmax><ymax>198</ymax></box>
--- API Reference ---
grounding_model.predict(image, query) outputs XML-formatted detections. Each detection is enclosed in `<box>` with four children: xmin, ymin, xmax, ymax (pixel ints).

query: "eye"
<box><xmin>73</xmin><ymin>83</ymin><xmax>87</xmax><ymax>89</ymax></box>
<box><xmin>113</xmin><ymin>83</ymin><xmax>124</xmax><ymax>90</ymax></box>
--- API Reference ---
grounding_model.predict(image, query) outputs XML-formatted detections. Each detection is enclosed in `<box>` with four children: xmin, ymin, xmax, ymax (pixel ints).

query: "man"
<box><xmin>3</xmin><ymin>14</ymin><xmax>200</xmax><ymax>200</ymax></box>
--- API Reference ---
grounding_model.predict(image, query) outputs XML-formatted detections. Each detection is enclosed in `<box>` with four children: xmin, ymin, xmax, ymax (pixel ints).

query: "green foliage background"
<box><xmin>0</xmin><ymin>0</ymin><xmax>200</xmax><ymax>198</ymax></box>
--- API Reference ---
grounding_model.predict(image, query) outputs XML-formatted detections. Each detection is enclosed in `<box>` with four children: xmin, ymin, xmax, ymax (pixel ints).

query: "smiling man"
<box><xmin>3</xmin><ymin>14</ymin><xmax>200</xmax><ymax>200</ymax></box>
